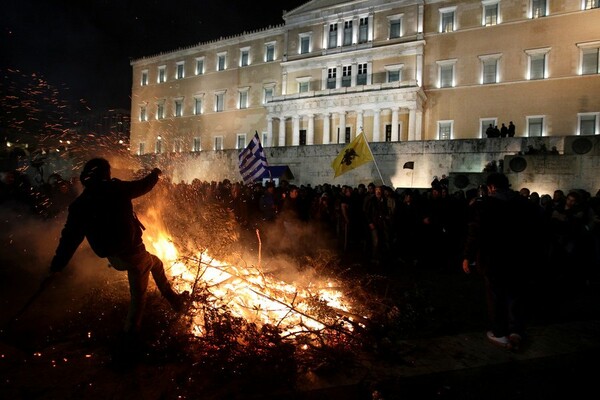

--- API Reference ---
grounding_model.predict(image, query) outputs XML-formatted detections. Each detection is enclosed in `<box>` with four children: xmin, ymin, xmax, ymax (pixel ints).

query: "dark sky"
<box><xmin>1</xmin><ymin>0</ymin><xmax>307</xmax><ymax>112</ymax></box>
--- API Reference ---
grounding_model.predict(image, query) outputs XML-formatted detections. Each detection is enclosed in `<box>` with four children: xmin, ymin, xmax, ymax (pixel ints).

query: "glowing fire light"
<box><xmin>145</xmin><ymin>222</ymin><xmax>361</xmax><ymax>342</ymax></box>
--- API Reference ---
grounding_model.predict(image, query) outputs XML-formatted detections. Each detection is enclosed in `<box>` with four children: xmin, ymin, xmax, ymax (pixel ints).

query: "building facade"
<box><xmin>129</xmin><ymin>0</ymin><xmax>599</xmax><ymax>160</ymax></box>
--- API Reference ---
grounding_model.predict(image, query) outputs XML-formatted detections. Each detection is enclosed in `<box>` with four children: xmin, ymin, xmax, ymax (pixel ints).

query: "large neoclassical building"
<box><xmin>130</xmin><ymin>0</ymin><xmax>599</xmax><ymax>156</ymax></box>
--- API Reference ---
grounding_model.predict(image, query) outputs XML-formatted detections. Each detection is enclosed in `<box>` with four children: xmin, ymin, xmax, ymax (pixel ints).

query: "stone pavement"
<box><xmin>286</xmin><ymin>253</ymin><xmax>600</xmax><ymax>400</ymax></box>
<box><xmin>290</xmin><ymin>319</ymin><xmax>600</xmax><ymax>399</ymax></box>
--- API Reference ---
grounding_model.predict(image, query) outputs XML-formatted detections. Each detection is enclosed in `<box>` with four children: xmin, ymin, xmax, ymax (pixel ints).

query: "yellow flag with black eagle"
<box><xmin>331</xmin><ymin>132</ymin><xmax>374</xmax><ymax>178</ymax></box>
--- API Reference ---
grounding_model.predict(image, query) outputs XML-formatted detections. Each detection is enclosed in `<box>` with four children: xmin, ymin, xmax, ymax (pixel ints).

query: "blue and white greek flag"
<box><xmin>238</xmin><ymin>132</ymin><xmax>268</xmax><ymax>184</ymax></box>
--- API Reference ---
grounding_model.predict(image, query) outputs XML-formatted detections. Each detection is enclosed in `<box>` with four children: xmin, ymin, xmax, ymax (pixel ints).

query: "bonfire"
<box><xmin>143</xmin><ymin>204</ymin><xmax>368</xmax><ymax>348</ymax></box>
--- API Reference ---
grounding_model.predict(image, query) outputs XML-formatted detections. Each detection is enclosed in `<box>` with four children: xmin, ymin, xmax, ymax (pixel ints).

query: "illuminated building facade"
<box><xmin>129</xmin><ymin>0</ymin><xmax>600</xmax><ymax>156</ymax></box>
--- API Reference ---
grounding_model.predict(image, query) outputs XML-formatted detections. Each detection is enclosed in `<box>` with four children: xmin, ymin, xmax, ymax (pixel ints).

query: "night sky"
<box><xmin>1</xmin><ymin>0</ymin><xmax>307</xmax><ymax>112</ymax></box>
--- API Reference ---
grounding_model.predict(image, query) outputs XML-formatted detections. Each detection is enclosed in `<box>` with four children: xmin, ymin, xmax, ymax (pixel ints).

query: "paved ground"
<box><xmin>291</xmin><ymin>257</ymin><xmax>600</xmax><ymax>400</ymax></box>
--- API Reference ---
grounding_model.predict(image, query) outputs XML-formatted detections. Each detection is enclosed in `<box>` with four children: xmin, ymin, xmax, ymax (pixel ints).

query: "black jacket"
<box><xmin>50</xmin><ymin>170</ymin><xmax>159</xmax><ymax>272</ymax></box>
<box><xmin>463</xmin><ymin>190</ymin><xmax>538</xmax><ymax>280</ymax></box>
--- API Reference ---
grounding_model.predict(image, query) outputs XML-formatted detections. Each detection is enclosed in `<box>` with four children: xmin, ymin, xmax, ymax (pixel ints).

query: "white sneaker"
<box><xmin>487</xmin><ymin>331</ymin><xmax>510</xmax><ymax>348</ymax></box>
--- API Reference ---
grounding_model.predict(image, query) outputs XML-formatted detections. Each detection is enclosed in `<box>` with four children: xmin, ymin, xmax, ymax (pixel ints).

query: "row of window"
<box><xmin>139</xmin><ymin>88</ymin><xmax>269</xmax><ymax>121</ymax></box>
<box><xmin>437</xmin><ymin>44</ymin><xmax>599</xmax><ymax>88</ymax></box>
<box><xmin>138</xmin><ymin>63</ymin><xmax>410</xmax><ymax>121</ymax></box>
<box><xmin>138</xmin><ymin>41</ymin><xmax>600</xmax><ymax>122</ymax></box>
<box><xmin>139</xmin><ymin>112</ymin><xmax>599</xmax><ymax>155</ymax></box>
<box><xmin>139</xmin><ymin>42</ymin><xmax>277</xmax><ymax>85</ymax></box>
<box><xmin>438</xmin><ymin>0</ymin><xmax>598</xmax><ymax>33</ymax></box>
<box><xmin>139</xmin><ymin>133</ymin><xmax>247</xmax><ymax>155</ymax></box>
<box><xmin>438</xmin><ymin>113</ymin><xmax>599</xmax><ymax>140</ymax></box>
<box><xmin>138</xmin><ymin>12</ymin><xmax>389</xmax><ymax>86</ymax></box>
<box><xmin>138</xmin><ymin>1</ymin><xmax>598</xmax><ymax>86</ymax></box>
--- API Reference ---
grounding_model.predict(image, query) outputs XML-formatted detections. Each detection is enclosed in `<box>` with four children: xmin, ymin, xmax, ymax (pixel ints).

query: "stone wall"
<box><xmin>24</xmin><ymin>136</ymin><xmax>597</xmax><ymax>197</ymax></box>
<box><xmin>140</xmin><ymin>135</ymin><xmax>599</xmax><ymax>196</ymax></box>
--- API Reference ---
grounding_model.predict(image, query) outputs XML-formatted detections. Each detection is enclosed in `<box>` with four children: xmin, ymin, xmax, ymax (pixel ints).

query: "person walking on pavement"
<box><xmin>462</xmin><ymin>173</ymin><xmax>538</xmax><ymax>350</ymax></box>
<box><xmin>48</xmin><ymin>158</ymin><xmax>189</xmax><ymax>337</ymax></box>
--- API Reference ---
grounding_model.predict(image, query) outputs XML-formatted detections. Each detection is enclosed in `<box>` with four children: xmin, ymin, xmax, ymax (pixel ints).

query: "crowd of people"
<box><xmin>3</xmin><ymin>164</ymin><xmax>600</xmax><ymax>350</ymax></box>
<box><xmin>2</xmin><ymin>168</ymin><xmax>599</xmax><ymax>289</ymax></box>
<box><xmin>485</xmin><ymin>121</ymin><xmax>516</xmax><ymax>138</ymax></box>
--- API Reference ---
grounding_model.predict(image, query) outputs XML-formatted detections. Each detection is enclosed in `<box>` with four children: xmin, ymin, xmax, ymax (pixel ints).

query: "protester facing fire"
<box><xmin>48</xmin><ymin>158</ymin><xmax>189</xmax><ymax>335</ymax></box>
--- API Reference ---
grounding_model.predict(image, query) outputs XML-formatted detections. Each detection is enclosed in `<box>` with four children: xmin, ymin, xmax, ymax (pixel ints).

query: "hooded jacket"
<box><xmin>50</xmin><ymin>170</ymin><xmax>159</xmax><ymax>272</ymax></box>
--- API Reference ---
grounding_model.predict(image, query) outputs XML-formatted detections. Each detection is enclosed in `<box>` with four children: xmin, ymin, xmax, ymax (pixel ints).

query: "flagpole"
<box><xmin>256</xmin><ymin>131</ymin><xmax>272</xmax><ymax>182</ymax></box>
<box><xmin>254</xmin><ymin>130</ymin><xmax>273</xmax><ymax>182</ymax></box>
<box><xmin>362</xmin><ymin>132</ymin><xmax>385</xmax><ymax>185</ymax></box>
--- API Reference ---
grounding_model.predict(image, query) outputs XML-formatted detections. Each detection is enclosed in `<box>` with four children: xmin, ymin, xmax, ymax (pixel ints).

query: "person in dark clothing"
<box><xmin>500</xmin><ymin>123</ymin><xmax>508</xmax><ymax>138</ymax></box>
<box><xmin>279</xmin><ymin>185</ymin><xmax>304</xmax><ymax>241</ymax></box>
<box><xmin>462</xmin><ymin>173</ymin><xmax>538</xmax><ymax>350</ymax></box>
<box><xmin>364</xmin><ymin>185</ymin><xmax>392</xmax><ymax>265</ymax></box>
<box><xmin>493</xmin><ymin>125</ymin><xmax>501</xmax><ymax>137</ymax></box>
<box><xmin>508</xmin><ymin>121</ymin><xmax>516</xmax><ymax>137</ymax></box>
<box><xmin>49</xmin><ymin>158</ymin><xmax>189</xmax><ymax>335</ymax></box>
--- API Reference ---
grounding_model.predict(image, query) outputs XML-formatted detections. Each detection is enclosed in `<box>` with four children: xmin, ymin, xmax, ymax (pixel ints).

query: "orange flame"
<box><xmin>142</xmin><ymin>211</ymin><xmax>361</xmax><ymax>340</ymax></box>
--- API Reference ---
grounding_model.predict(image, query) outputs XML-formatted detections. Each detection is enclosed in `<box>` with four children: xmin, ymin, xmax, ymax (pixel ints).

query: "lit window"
<box><xmin>480</xmin><ymin>118</ymin><xmax>497</xmax><ymax>138</ymax></box>
<box><xmin>479</xmin><ymin>54</ymin><xmax>501</xmax><ymax>84</ymax></box>
<box><xmin>237</xmin><ymin>134</ymin><xmax>246</xmax><ymax>149</ymax></box>
<box><xmin>527</xmin><ymin>116</ymin><xmax>544</xmax><ymax>137</ymax></box>
<box><xmin>173</xmin><ymin>138</ymin><xmax>183</xmax><ymax>153</ymax></box>
<box><xmin>342</xmin><ymin>65</ymin><xmax>352</xmax><ymax>87</ymax></box>
<box><xmin>156</xmin><ymin>103</ymin><xmax>165</xmax><ymax>120</ymax></box>
<box><xmin>174</xmin><ymin>99</ymin><xmax>183</xmax><ymax>117</ymax></box>
<box><xmin>531</xmin><ymin>0</ymin><xmax>547</xmax><ymax>18</ymax></box>
<box><xmin>578</xmin><ymin>113</ymin><xmax>599</xmax><ymax>135</ymax></box>
<box><xmin>158</xmin><ymin>66</ymin><xmax>166</xmax><ymax>83</ymax></box>
<box><xmin>385</xmin><ymin>64</ymin><xmax>403</xmax><ymax>83</ymax></box>
<box><xmin>357</xmin><ymin>63</ymin><xmax>368</xmax><ymax>85</ymax></box>
<box><xmin>483</xmin><ymin>59</ymin><xmax>498</xmax><ymax>83</ymax></box>
<box><xmin>580</xmin><ymin>45</ymin><xmax>600</xmax><ymax>75</ymax></box>
<box><xmin>388</xmin><ymin>70</ymin><xmax>400</xmax><ymax>82</ymax></box>
<box><xmin>327</xmin><ymin>67</ymin><xmax>337</xmax><ymax>89</ymax></box>
<box><xmin>438</xmin><ymin>121</ymin><xmax>453</xmax><ymax>140</ymax></box>
<box><xmin>265</xmin><ymin>43</ymin><xmax>275</xmax><ymax>62</ymax></box>
<box><xmin>263</xmin><ymin>86</ymin><xmax>274</xmax><ymax>104</ymax></box>
<box><xmin>584</xmin><ymin>0</ymin><xmax>599</xmax><ymax>10</ymax></box>
<box><xmin>194</xmin><ymin>98</ymin><xmax>202</xmax><ymax>115</ymax></box>
<box><xmin>526</xmin><ymin>48</ymin><xmax>550</xmax><ymax>80</ymax></box>
<box><xmin>215</xmin><ymin>92</ymin><xmax>225</xmax><ymax>112</ymax></box>
<box><xmin>299</xmin><ymin>34</ymin><xmax>310</xmax><ymax>54</ymax></box>
<box><xmin>141</xmin><ymin>70</ymin><xmax>148</xmax><ymax>86</ymax></box>
<box><xmin>196</xmin><ymin>57</ymin><xmax>204</xmax><ymax>75</ymax></box>
<box><xmin>439</xmin><ymin>7</ymin><xmax>456</xmax><ymax>33</ymax></box>
<box><xmin>155</xmin><ymin>137</ymin><xmax>163</xmax><ymax>153</ymax></box>
<box><xmin>240</xmin><ymin>48</ymin><xmax>250</xmax><ymax>67</ymax></box>
<box><xmin>239</xmin><ymin>89</ymin><xmax>248</xmax><ymax>109</ymax></box>
<box><xmin>359</xmin><ymin>17</ymin><xmax>368</xmax><ymax>43</ymax></box>
<box><xmin>343</xmin><ymin>20</ymin><xmax>352</xmax><ymax>46</ymax></box>
<box><xmin>214</xmin><ymin>136</ymin><xmax>223</xmax><ymax>151</ymax></box>
<box><xmin>482</xmin><ymin>1</ymin><xmax>499</xmax><ymax>26</ymax></box>
<box><xmin>298</xmin><ymin>81</ymin><xmax>309</xmax><ymax>93</ymax></box>
<box><xmin>437</xmin><ymin>60</ymin><xmax>456</xmax><ymax>88</ymax></box>
<box><xmin>176</xmin><ymin>62</ymin><xmax>184</xmax><ymax>79</ymax></box>
<box><xmin>328</xmin><ymin>23</ymin><xmax>338</xmax><ymax>48</ymax></box>
<box><xmin>217</xmin><ymin>53</ymin><xmax>227</xmax><ymax>71</ymax></box>
<box><xmin>138</xmin><ymin>142</ymin><xmax>145</xmax><ymax>155</ymax></box>
<box><xmin>192</xmin><ymin>137</ymin><xmax>201</xmax><ymax>152</ymax></box>
<box><xmin>140</xmin><ymin>106</ymin><xmax>147</xmax><ymax>122</ymax></box>
<box><xmin>389</xmin><ymin>15</ymin><xmax>402</xmax><ymax>39</ymax></box>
